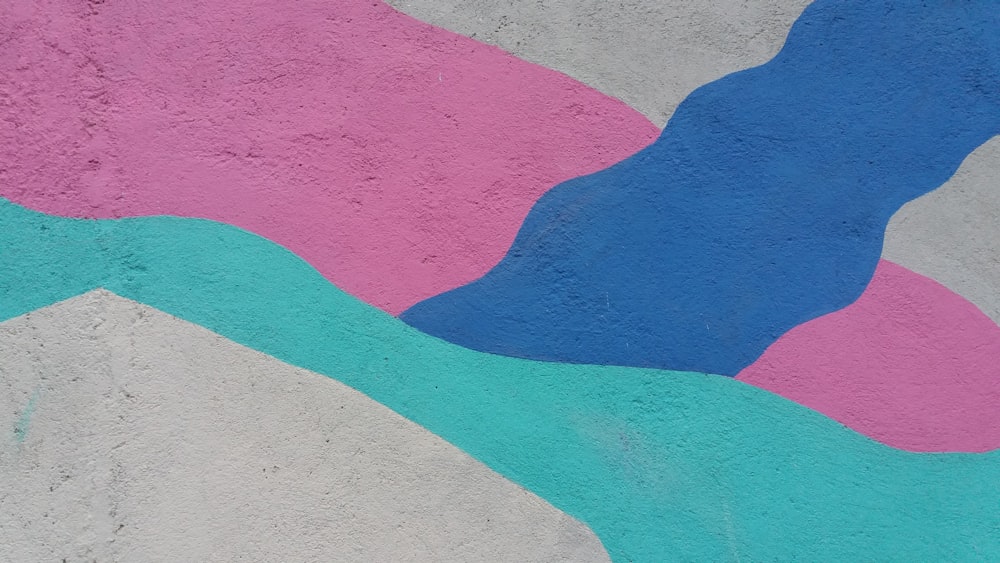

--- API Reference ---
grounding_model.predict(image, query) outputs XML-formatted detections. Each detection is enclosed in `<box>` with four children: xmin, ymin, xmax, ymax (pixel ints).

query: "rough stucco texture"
<box><xmin>388</xmin><ymin>0</ymin><xmax>1000</xmax><ymax>324</ymax></box>
<box><xmin>884</xmin><ymin>137</ymin><xmax>1000</xmax><ymax>325</ymax></box>
<box><xmin>386</xmin><ymin>0</ymin><xmax>811</xmax><ymax>127</ymax></box>
<box><xmin>401</xmin><ymin>0</ymin><xmax>1000</xmax><ymax>376</ymax></box>
<box><xmin>0</xmin><ymin>290</ymin><xmax>609</xmax><ymax>563</ymax></box>
<box><xmin>4</xmin><ymin>0</ymin><xmax>999</xmax><ymax>330</ymax></box>
<box><xmin>738</xmin><ymin>260</ymin><xmax>1000</xmax><ymax>453</ymax></box>
<box><xmin>0</xmin><ymin>0</ymin><xmax>656</xmax><ymax>314</ymax></box>
<box><xmin>2</xmin><ymin>201</ymin><xmax>1000</xmax><ymax>561</ymax></box>
<box><xmin>2</xmin><ymin>0</ymin><xmax>1000</xmax><ymax>560</ymax></box>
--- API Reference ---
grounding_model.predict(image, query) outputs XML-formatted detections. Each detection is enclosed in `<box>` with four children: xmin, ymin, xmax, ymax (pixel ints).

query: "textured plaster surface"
<box><xmin>738</xmin><ymin>260</ymin><xmax>1000</xmax><ymax>452</ymax></box>
<box><xmin>0</xmin><ymin>0</ymin><xmax>656</xmax><ymax>314</ymax></box>
<box><xmin>884</xmin><ymin>137</ymin><xmax>1000</xmax><ymax>325</ymax></box>
<box><xmin>3</xmin><ymin>0</ymin><xmax>1000</xmax><ymax>559</ymax></box>
<box><xmin>388</xmin><ymin>0</ymin><xmax>1000</xmax><ymax>323</ymax></box>
<box><xmin>401</xmin><ymin>1</ymin><xmax>1000</xmax><ymax>375</ymax></box>
<box><xmin>0</xmin><ymin>290</ymin><xmax>608</xmax><ymax>563</ymax></box>
<box><xmin>385</xmin><ymin>0</ymin><xmax>811</xmax><ymax>127</ymax></box>
<box><xmin>3</xmin><ymin>202</ymin><xmax>1000</xmax><ymax>560</ymax></box>
<box><xmin>3</xmin><ymin>0</ymin><xmax>998</xmax><ymax>324</ymax></box>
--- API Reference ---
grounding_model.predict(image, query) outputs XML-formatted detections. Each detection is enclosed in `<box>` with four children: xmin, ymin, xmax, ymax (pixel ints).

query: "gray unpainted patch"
<box><xmin>386</xmin><ymin>0</ymin><xmax>1000</xmax><ymax>324</ymax></box>
<box><xmin>0</xmin><ymin>290</ymin><xmax>609</xmax><ymax>563</ymax></box>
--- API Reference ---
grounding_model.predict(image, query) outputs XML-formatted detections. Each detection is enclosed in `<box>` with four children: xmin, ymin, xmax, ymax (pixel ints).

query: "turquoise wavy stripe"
<box><xmin>1</xmin><ymin>198</ymin><xmax>997</xmax><ymax>561</ymax></box>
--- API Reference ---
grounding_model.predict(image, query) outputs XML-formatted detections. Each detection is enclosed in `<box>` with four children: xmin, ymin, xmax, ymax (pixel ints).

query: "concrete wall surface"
<box><xmin>2</xmin><ymin>1</ymin><xmax>999</xmax><ymax>561</ymax></box>
<box><xmin>388</xmin><ymin>0</ymin><xmax>1000</xmax><ymax>327</ymax></box>
<box><xmin>0</xmin><ymin>291</ymin><xmax>608</xmax><ymax>562</ymax></box>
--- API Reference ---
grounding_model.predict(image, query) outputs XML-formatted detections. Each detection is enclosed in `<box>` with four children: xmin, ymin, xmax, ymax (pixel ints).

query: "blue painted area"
<box><xmin>402</xmin><ymin>0</ymin><xmax>1000</xmax><ymax>375</ymax></box>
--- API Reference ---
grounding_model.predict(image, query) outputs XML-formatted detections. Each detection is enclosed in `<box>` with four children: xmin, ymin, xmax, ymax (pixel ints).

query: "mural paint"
<box><xmin>389</xmin><ymin>0</ymin><xmax>1000</xmax><ymax>329</ymax></box>
<box><xmin>388</xmin><ymin>0</ymin><xmax>813</xmax><ymax>127</ymax></box>
<box><xmin>2</xmin><ymin>200</ymin><xmax>1000</xmax><ymax>561</ymax></box>
<box><xmin>0</xmin><ymin>0</ymin><xmax>656</xmax><ymax>315</ymax></box>
<box><xmin>401</xmin><ymin>0</ymin><xmax>1000</xmax><ymax>375</ymax></box>
<box><xmin>1</xmin><ymin>291</ymin><xmax>608</xmax><ymax>562</ymax></box>
<box><xmin>737</xmin><ymin>259</ymin><xmax>1000</xmax><ymax>453</ymax></box>
<box><xmin>884</xmin><ymin>138</ymin><xmax>1000</xmax><ymax>325</ymax></box>
<box><xmin>2</xmin><ymin>0</ymin><xmax>1000</xmax><ymax>561</ymax></box>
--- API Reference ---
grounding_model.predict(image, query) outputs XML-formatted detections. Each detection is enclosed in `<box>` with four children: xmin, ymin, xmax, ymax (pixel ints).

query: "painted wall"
<box><xmin>1</xmin><ymin>1</ymin><xmax>998</xmax><ymax>561</ymax></box>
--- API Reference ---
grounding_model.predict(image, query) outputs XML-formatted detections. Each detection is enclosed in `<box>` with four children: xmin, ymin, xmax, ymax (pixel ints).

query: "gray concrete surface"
<box><xmin>884</xmin><ymin>137</ymin><xmax>1000</xmax><ymax>325</ymax></box>
<box><xmin>0</xmin><ymin>290</ymin><xmax>609</xmax><ymax>562</ymax></box>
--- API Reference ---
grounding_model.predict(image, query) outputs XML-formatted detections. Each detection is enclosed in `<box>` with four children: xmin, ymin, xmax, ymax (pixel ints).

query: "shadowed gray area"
<box><xmin>0</xmin><ymin>290</ymin><xmax>609</xmax><ymax>563</ymax></box>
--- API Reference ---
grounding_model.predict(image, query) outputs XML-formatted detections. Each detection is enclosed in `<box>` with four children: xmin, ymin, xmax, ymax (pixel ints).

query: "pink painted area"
<box><xmin>738</xmin><ymin>260</ymin><xmax>1000</xmax><ymax>453</ymax></box>
<box><xmin>0</xmin><ymin>0</ymin><xmax>657</xmax><ymax>314</ymax></box>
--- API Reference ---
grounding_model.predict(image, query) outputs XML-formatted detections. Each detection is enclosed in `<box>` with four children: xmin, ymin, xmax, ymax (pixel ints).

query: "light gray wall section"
<box><xmin>0</xmin><ymin>290</ymin><xmax>609</xmax><ymax>563</ymax></box>
<box><xmin>386</xmin><ymin>0</ymin><xmax>1000</xmax><ymax>324</ymax></box>
<box><xmin>386</xmin><ymin>0</ymin><xmax>810</xmax><ymax>127</ymax></box>
<box><xmin>884</xmin><ymin>137</ymin><xmax>1000</xmax><ymax>325</ymax></box>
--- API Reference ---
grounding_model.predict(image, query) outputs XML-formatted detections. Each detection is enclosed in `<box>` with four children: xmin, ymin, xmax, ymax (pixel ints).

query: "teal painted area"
<box><xmin>13</xmin><ymin>388</ymin><xmax>41</xmax><ymax>444</ymax></box>
<box><xmin>0</xmin><ymin>208</ymin><xmax>103</xmax><ymax>321</ymax></box>
<box><xmin>1</xmin><ymin>198</ymin><xmax>998</xmax><ymax>560</ymax></box>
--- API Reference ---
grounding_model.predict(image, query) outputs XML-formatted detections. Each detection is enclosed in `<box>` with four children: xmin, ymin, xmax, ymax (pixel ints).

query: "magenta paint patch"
<box><xmin>738</xmin><ymin>260</ymin><xmax>1000</xmax><ymax>453</ymax></box>
<box><xmin>0</xmin><ymin>0</ymin><xmax>657</xmax><ymax>314</ymax></box>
